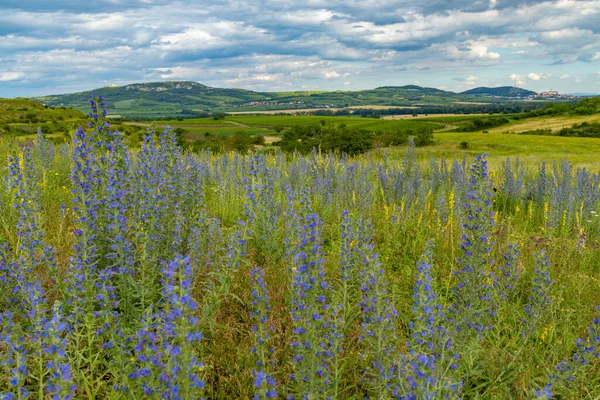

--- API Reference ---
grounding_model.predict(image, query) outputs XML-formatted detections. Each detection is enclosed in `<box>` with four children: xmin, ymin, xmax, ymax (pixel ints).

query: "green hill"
<box><xmin>461</xmin><ymin>86</ymin><xmax>536</xmax><ymax>97</ymax></box>
<box><xmin>0</xmin><ymin>98</ymin><xmax>86</xmax><ymax>138</ymax></box>
<box><xmin>36</xmin><ymin>81</ymin><xmax>270</xmax><ymax>118</ymax></box>
<box><xmin>33</xmin><ymin>81</ymin><xmax>544</xmax><ymax>118</ymax></box>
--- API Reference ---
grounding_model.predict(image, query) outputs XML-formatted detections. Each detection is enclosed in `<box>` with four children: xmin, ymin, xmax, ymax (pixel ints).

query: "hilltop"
<box><xmin>33</xmin><ymin>81</ymin><xmax>541</xmax><ymax>118</ymax></box>
<box><xmin>461</xmin><ymin>86</ymin><xmax>537</xmax><ymax>97</ymax></box>
<box><xmin>36</xmin><ymin>81</ymin><xmax>269</xmax><ymax>118</ymax></box>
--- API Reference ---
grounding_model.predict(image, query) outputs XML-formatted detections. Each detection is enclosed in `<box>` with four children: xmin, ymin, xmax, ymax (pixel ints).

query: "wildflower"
<box><xmin>249</xmin><ymin>266</ymin><xmax>277</xmax><ymax>400</ymax></box>
<box><xmin>357</xmin><ymin>219</ymin><xmax>398</xmax><ymax>398</ymax></box>
<box><xmin>398</xmin><ymin>240</ymin><xmax>461</xmax><ymax>399</ymax></box>
<box><xmin>290</xmin><ymin>213</ymin><xmax>334</xmax><ymax>398</ymax></box>
<box><xmin>452</xmin><ymin>154</ymin><xmax>496</xmax><ymax>339</ymax></box>
<box><xmin>498</xmin><ymin>244</ymin><xmax>521</xmax><ymax>300</ymax></box>
<box><xmin>522</xmin><ymin>251</ymin><xmax>552</xmax><ymax>339</ymax></box>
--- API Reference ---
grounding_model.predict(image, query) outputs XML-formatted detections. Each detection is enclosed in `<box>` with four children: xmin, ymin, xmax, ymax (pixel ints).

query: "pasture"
<box><xmin>0</xmin><ymin>98</ymin><xmax>599</xmax><ymax>399</ymax></box>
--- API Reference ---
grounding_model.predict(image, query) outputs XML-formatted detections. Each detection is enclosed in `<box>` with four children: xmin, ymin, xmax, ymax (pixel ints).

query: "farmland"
<box><xmin>0</xmin><ymin>97</ymin><xmax>600</xmax><ymax>399</ymax></box>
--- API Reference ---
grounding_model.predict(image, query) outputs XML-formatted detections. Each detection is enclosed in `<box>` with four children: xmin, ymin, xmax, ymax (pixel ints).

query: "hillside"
<box><xmin>0</xmin><ymin>98</ymin><xmax>85</xmax><ymax>138</ymax></box>
<box><xmin>461</xmin><ymin>86</ymin><xmax>536</xmax><ymax>97</ymax></box>
<box><xmin>32</xmin><ymin>81</ymin><xmax>543</xmax><ymax>118</ymax></box>
<box><xmin>36</xmin><ymin>81</ymin><xmax>270</xmax><ymax>118</ymax></box>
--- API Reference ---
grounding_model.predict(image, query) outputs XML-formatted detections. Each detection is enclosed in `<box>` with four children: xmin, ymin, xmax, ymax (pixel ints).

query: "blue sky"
<box><xmin>1</xmin><ymin>0</ymin><xmax>599</xmax><ymax>97</ymax></box>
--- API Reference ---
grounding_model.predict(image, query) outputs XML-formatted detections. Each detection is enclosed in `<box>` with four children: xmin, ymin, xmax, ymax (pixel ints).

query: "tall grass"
<box><xmin>0</xmin><ymin>97</ymin><xmax>599</xmax><ymax>399</ymax></box>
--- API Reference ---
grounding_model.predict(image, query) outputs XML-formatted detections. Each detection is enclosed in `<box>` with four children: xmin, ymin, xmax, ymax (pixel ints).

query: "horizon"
<box><xmin>7</xmin><ymin>80</ymin><xmax>582</xmax><ymax>99</ymax></box>
<box><xmin>1</xmin><ymin>1</ymin><xmax>600</xmax><ymax>97</ymax></box>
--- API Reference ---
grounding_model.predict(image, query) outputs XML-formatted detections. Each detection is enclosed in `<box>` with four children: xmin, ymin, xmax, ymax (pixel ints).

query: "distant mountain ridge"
<box><xmin>376</xmin><ymin>85</ymin><xmax>452</xmax><ymax>94</ymax></box>
<box><xmin>34</xmin><ymin>81</ymin><xmax>539</xmax><ymax>117</ymax></box>
<box><xmin>460</xmin><ymin>86</ymin><xmax>537</xmax><ymax>97</ymax></box>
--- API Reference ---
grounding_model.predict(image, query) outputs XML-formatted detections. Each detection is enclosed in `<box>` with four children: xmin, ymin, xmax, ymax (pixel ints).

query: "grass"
<box><xmin>2</xmin><ymin>98</ymin><xmax>600</xmax><ymax>399</ymax></box>
<box><xmin>225</xmin><ymin>115</ymin><xmax>443</xmax><ymax>131</ymax></box>
<box><xmin>369</xmin><ymin>126</ymin><xmax>600</xmax><ymax>170</ymax></box>
<box><xmin>489</xmin><ymin>114</ymin><xmax>600</xmax><ymax>133</ymax></box>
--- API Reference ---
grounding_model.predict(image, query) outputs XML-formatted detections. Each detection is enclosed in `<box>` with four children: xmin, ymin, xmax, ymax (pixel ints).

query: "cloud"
<box><xmin>527</xmin><ymin>72</ymin><xmax>551</xmax><ymax>80</ymax></box>
<box><xmin>510</xmin><ymin>73</ymin><xmax>526</xmax><ymax>86</ymax></box>
<box><xmin>0</xmin><ymin>71</ymin><xmax>24</xmax><ymax>81</ymax></box>
<box><xmin>1</xmin><ymin>0</ymin><xmax>600</xmax><ymax>96</ymax></box>
<box><xmin>559</xmin><ymin>74</ymin><xmax>570</xmax><ymax>79</ymax></box>
<box><xmin>323</xmin><ymin>71</ymin><xmax>341</xmax><ymax>79</ymax></box>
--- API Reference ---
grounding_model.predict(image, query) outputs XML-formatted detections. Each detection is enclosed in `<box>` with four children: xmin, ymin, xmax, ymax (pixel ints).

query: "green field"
<box><xmin>226</xmin><ymin>115</ymin><xmax>443</xmax><ymax>131</ymax></box>
<box><xmin>3</xmin><ymin>97</ymin><xmax>600</xmax><ymax>170</ymax></box>
<box><xmin>423</xmin><ymin>131</ymin><xmax>600</xmax><ymax>170</ymax></box>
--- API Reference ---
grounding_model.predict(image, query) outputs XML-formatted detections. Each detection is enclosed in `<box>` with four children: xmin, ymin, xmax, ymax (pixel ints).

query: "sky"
<box><xmin>1</xmin><ymin>0</ymin><xmax>600</xmax><ymax>97</ymax></box>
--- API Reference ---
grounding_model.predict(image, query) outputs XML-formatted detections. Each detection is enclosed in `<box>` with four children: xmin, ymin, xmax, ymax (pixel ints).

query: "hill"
<box><xmin>461</xmin><ymin>86</ymin><xmax>536</xmax><ymax>97</ymax></box>
<box><xmin>36</xmin><ymin>81</ymin><xmax>270</xmax><ymax>118</ymax></box>
<box><xmin>33</xmin><ymin>81</ymin><xmax>545</xmax><ymax>118</ymax></box>
<box><xmin>0</xmin><ymin>98</ymin><xmax>86</xmax><ymax>139</ymax></box>
<box><xmin>0</xmin><ymin>98</ymin><xmax>84</xmax><ymax>124</ymax></box>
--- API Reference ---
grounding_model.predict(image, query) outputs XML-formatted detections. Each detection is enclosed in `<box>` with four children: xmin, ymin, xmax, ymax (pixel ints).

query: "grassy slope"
<box><xmin>427</xmin><ymin>131</ymin><xmax>600</xmax><ymax>169</ymax></box>
<box><xmin>0</xmin><ymin>98</ymin><xmax>84</xmax><ymax>124</ymax></box>
<box><xmin>488</xmin><ymin>114</ymin><xmax>600</xmax><ymax>133</ymax></box>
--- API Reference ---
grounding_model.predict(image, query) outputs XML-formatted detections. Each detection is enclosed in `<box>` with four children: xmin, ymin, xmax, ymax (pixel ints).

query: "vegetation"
<box><xmin>456</xmin><ymin>116</ymin><xmax>511</xmax><ymax>132</ymax></box>
<box><xmin>460</xmin><ymin>86</ymin><xmax>536</xmax><ymax>97</ymax></box>
<box><xmin>33</xmin><ymin>80</ymin><xmax>559</xmax><ymax>117</ymax></box>
<box><xmin>1</xmin><ymin>98</ymin><xmax>600</xmax><ymax>399</ymax></box>
<box><xmin>276</xmin><ymin>121</ymin><xmax>435</xmax><ymax>155</ymax></box>
<box><xmin>515</xmin><ymin>97</ymin><xmax>600</xmax><ymax>119</ymax></box>
<box><xmin>0</xmin><ymin>98</ymin><xmax>86</xmax><ymax>141</ymax></box>
<box><xmin>516</xmin><ymin>121</ymin><xmax>600</xmax><ymax>138</ymax></box>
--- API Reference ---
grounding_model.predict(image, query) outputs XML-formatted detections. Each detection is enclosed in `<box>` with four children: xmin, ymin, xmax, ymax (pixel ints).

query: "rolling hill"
<box><xmin>461</xmin><ymin>86</ymin><xmax>537</xmax><ymax>97</ymax></box>
<box><xmin>34</xmin><ymin>81</ymin><xmax>539</xmax><ymax>118</ymax></box>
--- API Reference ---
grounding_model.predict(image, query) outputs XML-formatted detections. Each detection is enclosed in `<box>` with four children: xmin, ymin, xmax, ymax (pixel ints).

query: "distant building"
<box><xmin>539</xmin><ymin>90</ymin><xmax>559</xmax><ymax>98</ymax></box>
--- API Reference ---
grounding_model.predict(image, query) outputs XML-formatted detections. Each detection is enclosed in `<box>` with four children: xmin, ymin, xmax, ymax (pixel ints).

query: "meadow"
<box><xmin>0</xmin><ymin>97</ymin><xmax>600</xmax><ymax>399</ymax></box>
<box><xmin>224</xmin><ymin>115</ymin><xmax>443</xmax><ymax>132</ymax></box>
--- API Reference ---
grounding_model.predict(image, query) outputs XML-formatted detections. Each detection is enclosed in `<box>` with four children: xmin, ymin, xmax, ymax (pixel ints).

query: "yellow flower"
<box><xmin>540</xmin><ymin>325</ymin><xmax>550</xmax><ymax>342</ymax></box>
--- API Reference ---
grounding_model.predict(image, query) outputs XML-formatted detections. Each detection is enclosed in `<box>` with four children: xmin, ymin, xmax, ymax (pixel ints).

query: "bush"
<box><xmin>321</xmin><ymin>128</ymin><xmax>372</xmax><ymax>156</ymax></box>
<box><xmin>413</xmin><ymin>127</ymin><xmax>434</xmax><ymax>147</ymax></box>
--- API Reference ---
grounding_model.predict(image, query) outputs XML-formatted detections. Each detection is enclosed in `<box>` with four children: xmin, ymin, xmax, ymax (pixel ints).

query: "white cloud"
<box><xmin>323</xmin><ymin>71</ymin><xmax>341</xmax><ymax>79</ymax></box>
<box><xmin>0</xmin><ymin>71</ymin><xmax>24</xmax><ymax>81</ymax></box>
<box><xmin>2</xmin><ymin>0</ymin><xmax>600</xmax><ymax>96</ymax></box>
<box><xmin>527</xmin><ymin>72</ymin><xmax>551</xmax><ymax>81</ymax></box>
<box><xmin>469</xmin><ymin>43</ymin><xmax>500</xmax><ymax>60</ymax></box>
<box><xmin>510</xmin><ymin>73</ymin><xmax>526</xmax><ymax>86</ymax></box>
<box><xmin>559</xmin><ymin>74</ymin><xmax>570</xmax><ymax>79</ymax></box>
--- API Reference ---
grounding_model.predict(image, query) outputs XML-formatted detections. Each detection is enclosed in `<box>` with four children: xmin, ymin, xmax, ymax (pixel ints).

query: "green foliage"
<box><xmin>321</xmin><ymin>127</ymin><xmax>373</xmax><ymax>155</ymax></box>
<box><xmin>413</xmin><ymin>126</ymin><xmax>435</xmax><ymax>147</ymax></box>
<box><xmin>515</xmin><ymin>121</ymin><xmax>600</xmax><ymax>139</ymax></box>
<box><xmin>457</xmin><ymin>116</ymin><xmax>511</xmax><ymax>132</ymax></box>
<box><xmin>558</xmin><ymin>122</ymin><xmax>600</xmax><ymax>138</ymax></box>
<box><xmin>186</xmin><ymin>130</ymin><xmax>264</xmax><ymax>153</ymax></box>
